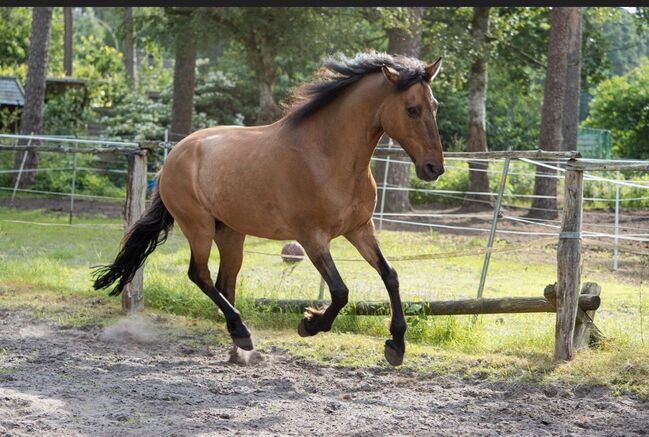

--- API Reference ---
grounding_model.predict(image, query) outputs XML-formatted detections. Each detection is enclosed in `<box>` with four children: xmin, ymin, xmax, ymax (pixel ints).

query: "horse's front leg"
<box><xmin>296</xmin><ymin>239</ymin><xmax>349</xmax><ymax>337</ymax></box>
<box><xmin>345</xmin><ymin>220</ymin><xmax>406</xmax><ymax>366</ymax></box>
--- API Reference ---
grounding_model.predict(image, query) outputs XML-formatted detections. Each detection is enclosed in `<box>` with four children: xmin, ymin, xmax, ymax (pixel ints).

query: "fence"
<box><xmin>1</xmin><ymin>132</ymin><xmax>648</xmax><ymax>362</ymax></box>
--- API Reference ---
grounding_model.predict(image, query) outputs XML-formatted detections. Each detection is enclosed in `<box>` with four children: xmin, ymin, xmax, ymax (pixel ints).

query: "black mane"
<box><xmin>285</xmin><ymin>52</ymin><xmax>430</xmax><ymax>124</ymax></box>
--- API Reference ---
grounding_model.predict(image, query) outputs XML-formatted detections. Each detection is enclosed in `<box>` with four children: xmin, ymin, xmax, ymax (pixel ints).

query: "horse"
<box><xmin>93</xmin><ymin>52</ymin><xmax>445</xmax><ymax>366</ymax></box>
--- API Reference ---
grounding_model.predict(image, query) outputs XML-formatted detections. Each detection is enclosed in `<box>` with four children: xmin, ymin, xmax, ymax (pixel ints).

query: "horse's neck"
<box><xmin>288</xmin><ymin>74</ymin><xmax>388</xmax><ymax>177</ymax></box>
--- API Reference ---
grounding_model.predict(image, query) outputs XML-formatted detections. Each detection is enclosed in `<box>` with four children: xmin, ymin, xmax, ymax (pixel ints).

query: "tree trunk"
<box><xmin>122</xmin><ymin>7</ymin><xmax>135</xmax><ymax>87</ymax></box>
<box><xmin>463</xmin><ymin>6</ymin><xmax>492</xmax><ymax>210</ymax></box>
<box><xmin>170</xmin><ymin>27</ymin><xmax>197</xmax><ymax>141</ymax></box>
<box><xmin>253</xmin><ymin>34</ymin><xmax>282</xmax><ymax>126</ymax></box>
<box><xmin>63</xmin><ymin>7</ymin><xmax>73</xmax><ymax>76</ymax></box>
<box><xmin>372</xmin><ymin>7</ymin><xmax>423</xmax><ymax>213</ymax></box>
<box><xmin>13</xmin><ymin>7</ymin><xmax>53</xmax><ymax>189</ymax></box>
<box><xmin>529</xmin><ymin>7</ymin><xmax>574</xmax><ymax>220</ymax></box>
<box><xmin>561</xmin><ymin>8</ymin><xmax>582</xmax><ymax>152</ymax></box>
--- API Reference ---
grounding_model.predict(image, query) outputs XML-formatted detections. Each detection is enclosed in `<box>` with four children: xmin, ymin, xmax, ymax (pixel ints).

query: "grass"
<box><xmin>1</xmin><ymin>205</ymin><xmax>648</xmax><ymax>398</ymax></box>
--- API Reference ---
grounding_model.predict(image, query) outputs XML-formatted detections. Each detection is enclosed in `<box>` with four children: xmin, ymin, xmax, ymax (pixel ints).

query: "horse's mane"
<box><xmin>284</xmin><ymin>51</ymin><xmax>430</xmax><ymax>125</ymax></box>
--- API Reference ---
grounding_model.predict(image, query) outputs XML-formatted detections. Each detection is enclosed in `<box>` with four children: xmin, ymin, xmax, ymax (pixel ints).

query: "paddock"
<box><xmin>1</xmin><ymin>133</ymin><xmax>649</xmax><ymax>434</ymax></box>
<box><xmin>1</xmin><ymin>133</ymin><xmax>649</xmax><ymax>363</ymax></box>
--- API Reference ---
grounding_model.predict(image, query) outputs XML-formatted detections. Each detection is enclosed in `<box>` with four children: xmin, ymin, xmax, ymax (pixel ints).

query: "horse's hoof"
<box><xmin>297</xmin><ymin>318</ymin><xmax>316</xmax><ymax>337</ymax></box>
<box><xmin>384</xmin><ymin>339</ymin><xmax>404</xmax><ymax>366</ymax></box>
<box><xmin>232</xmin><ymin>335</ymin><xmax>254</xmax><ymax>351</ymax></box>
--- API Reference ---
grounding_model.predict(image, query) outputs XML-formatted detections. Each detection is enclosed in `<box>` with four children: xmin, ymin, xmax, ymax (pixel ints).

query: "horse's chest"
<box><xmin>314</xmin><ymin>182</ymin><xmax>376</xmax><ymax>234</ymax></box>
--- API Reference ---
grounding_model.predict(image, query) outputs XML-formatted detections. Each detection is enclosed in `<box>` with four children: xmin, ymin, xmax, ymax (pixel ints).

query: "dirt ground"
<box><xmin>1</xmin><ymin>307</ymin><xmax>648</xmax><ymax>436</ymax></box>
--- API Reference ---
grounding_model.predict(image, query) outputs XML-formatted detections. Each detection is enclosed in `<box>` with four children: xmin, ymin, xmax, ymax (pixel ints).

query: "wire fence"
<box><xmin>1</xmin><ymin>132</ymin><xmax>648</xmax><ymax>273</ymax></box>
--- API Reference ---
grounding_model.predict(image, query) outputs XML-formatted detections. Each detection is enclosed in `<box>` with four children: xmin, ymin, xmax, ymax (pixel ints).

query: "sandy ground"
<box><xmin>1</xmin><ymin>307</ymin><xmax>648</xmax><ymax>436</ymax></box>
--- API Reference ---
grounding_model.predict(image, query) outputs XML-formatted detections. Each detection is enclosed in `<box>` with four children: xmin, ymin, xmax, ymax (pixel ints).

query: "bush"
<box><xmin>30</xmin><ymin>153</ymin><xmax>125</xmax><ymax>198</ymax></box>
<box><xmin>409</xmin><ymin>163</ymin><xmax>470</xmax><ymax>206</ymax></box>
<box><xmin>584</xmin><ymin>58</ymin><xmax>649</xmax><ymax>159</ymax></box>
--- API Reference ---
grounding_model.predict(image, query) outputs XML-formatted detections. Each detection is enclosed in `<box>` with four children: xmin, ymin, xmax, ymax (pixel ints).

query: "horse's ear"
<box><xmin>382</xmin><ymin>65</ymin><xmax>400</xmax><ymax>84</ymax></box>
<box><xmin>425</xmin><ymin>57</ymin><xmax>442</xmax><ymax>82</ymax></box>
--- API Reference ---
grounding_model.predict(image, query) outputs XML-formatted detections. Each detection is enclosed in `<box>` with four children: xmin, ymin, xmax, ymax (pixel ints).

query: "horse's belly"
<box><xmin>212</xmin><ymin>200</ymin><xmax>297</xmax><ymax>241</ymax></box>
<box><xmin>209</xmin><ymin>186</ymin><xmax>374</xmax><ymax>242</ymax></box>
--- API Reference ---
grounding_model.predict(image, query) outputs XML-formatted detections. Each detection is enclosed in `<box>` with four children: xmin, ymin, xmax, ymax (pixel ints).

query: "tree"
<box><xmin>205</xmin><ymin>8</ymin><xmax>366</xmax><ymax>126</ymax></box>
<box><xmin>584</xmin><ymin>59</ymin><xmax>649</xmax><ymax>159</ymax></box>
<box><xmin>463</xmin><ymin>7</ymin><xmax>492</xmax><ymax>209</ymax></box>
<box><xmin>12</xmin><ymin>7</ymin><xmax>53</xmax><ymax>188</ymax></box>
<box><xmin>0</xmin><ymin>7</ymin><xmax>32</xmax><ymax>69</ymax></box>
<box><xmin>63</xmin><ymin>7</ymin><xmax>72</xmax><ymax>76</ymax></box>
<box><xmin>168</xmin><ymin>8</ymin><xmax>197</xmax><ymax>141</ymax></box>
<box><xmin>122</xmin><ymin>7</ymin><xmax>135</xmax><ymax>86</ymax></box>
<box><xmin>528</xmin><ymin>7</ymin><xmax>574</xmax><ymax>220</ymax></box>
<box><xmin>373</xmin><ymin>7</ymin><xmax>424</xmax><ymax>213</ymax></box>
<box><xmin>561</xmin><ymin>7</ymin><xmax>582</xmax><ymax>151</ymax></box>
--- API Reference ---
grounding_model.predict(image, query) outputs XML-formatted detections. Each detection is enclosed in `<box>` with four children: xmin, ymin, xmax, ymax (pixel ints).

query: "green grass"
<box><xmin>1</xmin><ymin>205</ymin><xmax>648</xmax><ymax>397</ymax></box>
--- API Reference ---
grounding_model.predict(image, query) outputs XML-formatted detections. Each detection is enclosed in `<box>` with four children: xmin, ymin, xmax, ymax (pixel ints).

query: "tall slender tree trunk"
<box><xmin>13</xmin><ymin>7</ymin><xmax>53</xmax><ymax>188</ymax></box>
<box><xmin>529</xmin><ymin>7</ymin><xmax>574</xmax><ymax>219</ymax></box>
<box><xmin>372</xmin><ymin>7</ymin><xmax>423</xmax><ymax>213</ymax></box>
<box><xmin>170</xmin><ymin>27</ymin><xmax>197</xmax><ymax>141</ymax></box>
<box><xmin>63</xmin><ymin>7</ymin><xmax>73</xmax><ymax>76</ymax></box>
<box><xmin>463</xmin><ymin>7</ymin><xmax>492</xmax><ymax>210</ymax></box>
<box><xmin>252</xmin><ymin>34</ymin><xmax>282</xmax><ymax>125</ymax></box>
<box><xmin>122</xmin><ymin>7</ymin><xmax>135</xmax><ymax>87</ymax></box>
<box><xmin>561</xmin><ymin>8</ymin><xmax>582</xmax><ymax>152</ymax></box>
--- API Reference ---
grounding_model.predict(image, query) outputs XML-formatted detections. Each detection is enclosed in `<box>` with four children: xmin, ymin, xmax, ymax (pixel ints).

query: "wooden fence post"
<box><xmin>122</xmin><ymin>148</ymin><xmax>148</xmax><ymax>313</ymax></box>
<box><xmin>555</xmin><ymin>161</ymin><xmax>584</xmax><ymax>361</ymax></box>
<box><xmin>573</xmin><ymin>282</ymin><xmax>603</xmax><ymax>349</ymax></box>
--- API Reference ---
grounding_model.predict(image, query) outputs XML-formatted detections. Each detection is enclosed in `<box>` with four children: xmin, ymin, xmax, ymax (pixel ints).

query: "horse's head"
<box><xmin>379</xmin><ymin>57</ymin><xmax>444</xmax><ymax>182</ymax></box>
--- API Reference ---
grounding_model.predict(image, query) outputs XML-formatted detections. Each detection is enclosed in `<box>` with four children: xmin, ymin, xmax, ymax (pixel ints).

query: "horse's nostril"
<box><xmin>425</xmin><ymin>163</ymin><xmax>436</xmax><ymax>176</ymax></box>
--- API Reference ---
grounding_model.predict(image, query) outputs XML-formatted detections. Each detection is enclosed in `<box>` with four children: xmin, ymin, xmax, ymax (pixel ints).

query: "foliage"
<box><xmin>409</xmin><ymin>164</ymin><xmax>469</xmax><ymax>206</ymax></box>
<box><xmin>43</xmin><ymin>87</ymin><xmax>93</xmax><ymax>135</ymax></box>
<box><xmin>101</xmin><ymin>87</ymin><xmax>216</xmax><ymax>141</ymax></box>
<box><xmin>74</xmin><ymin>34</ymin><xmax>127</xmax><ymax>107</ymax></box>
<box><xmin>194</xmin><ymin>61</ymin><xmax>256</xmax><ymax>126</ymax></box>
<box><xmin>0</xmin><ymin>7</ymin><xmax>31</xmax><ymax>67</ymax></box>
<box><xmin>100</xmin><ymin>91</ymin><xmax>169</xmax><ymax>141</ymax></box>
<box><xmin>584</xmin><ymin>59</ymin><xmax>649</xmax><ymax>159</ymax></box>
<box><xmin>486</xmin><ymin>67</ymin><xmax>544</xmax><ymax>151</ymax></box>
<box><xmin>0</xmin><ymin>106</ymin><xmax>21</xmax><ymax>133</ymax></box>
<box><xmin>31</xmin><ymin>154</ymin><xmax>125</xmax><ymax>198</ymax></box>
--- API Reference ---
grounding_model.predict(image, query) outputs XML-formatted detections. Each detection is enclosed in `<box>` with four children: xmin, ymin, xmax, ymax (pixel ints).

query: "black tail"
<box><xmin>92</xmin><ymin>183</ymin><xmax>174</xmax><ymax>296</ymax></box>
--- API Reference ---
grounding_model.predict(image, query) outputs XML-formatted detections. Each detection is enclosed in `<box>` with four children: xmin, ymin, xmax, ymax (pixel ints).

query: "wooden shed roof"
<box><xmin>0</xmin><ymin>76</ymin><xmax>25</xmax><ymax>106</ymax></box>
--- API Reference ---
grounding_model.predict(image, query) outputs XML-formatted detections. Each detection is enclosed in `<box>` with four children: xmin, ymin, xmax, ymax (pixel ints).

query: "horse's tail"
<box><xmin>92</xmin><ymin>180</ymin><xmax>174</xmax><ymax>296</ymax></box>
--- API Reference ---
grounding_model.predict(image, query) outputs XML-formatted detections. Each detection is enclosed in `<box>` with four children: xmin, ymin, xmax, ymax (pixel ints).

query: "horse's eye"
<box><xmin>406</xmin><ymin>106</ymin><xmax>420</xmax><ymax>118</ymax></box>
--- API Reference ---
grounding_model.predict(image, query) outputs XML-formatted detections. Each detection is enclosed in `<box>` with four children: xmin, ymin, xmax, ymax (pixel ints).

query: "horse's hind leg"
<box><xmin>178</xmin><ymin>215</ymin><xmax>253</xmax><ymax>350</ymax></box>
<box><xmin>213</xmin><ymin>223</ymin><xmax>245</xmax><ymax>305</ymax></box>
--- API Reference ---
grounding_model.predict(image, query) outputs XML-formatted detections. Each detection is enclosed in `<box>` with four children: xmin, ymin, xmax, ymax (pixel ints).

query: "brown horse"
<box><xmin>93</xmin><ymin>52</ymin><xmax>445</xmax><ymax>366</ymax></box>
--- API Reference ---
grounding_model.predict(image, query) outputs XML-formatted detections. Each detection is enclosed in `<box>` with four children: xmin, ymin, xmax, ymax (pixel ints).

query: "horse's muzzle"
<box><xmin>416</xmin><ymin>161</ymin><xmax>444</xmax><ymax>182</ymax></box>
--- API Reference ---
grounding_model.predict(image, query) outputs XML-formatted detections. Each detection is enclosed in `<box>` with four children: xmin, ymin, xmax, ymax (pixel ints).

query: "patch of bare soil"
<box><xmin>1</xmin><ymin>307</ymin><xmax>648</xmax><ymax>436</ymax></box>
